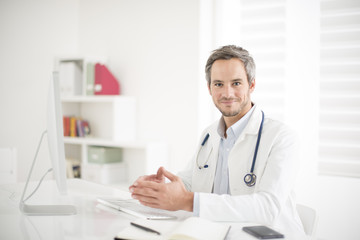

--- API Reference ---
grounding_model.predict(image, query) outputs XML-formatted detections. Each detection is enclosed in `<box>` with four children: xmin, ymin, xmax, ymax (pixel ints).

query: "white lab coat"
<box><xmin>178</xmin><ymin>105</ymin><xmax>305</xmax><ymax>235</ymax></box>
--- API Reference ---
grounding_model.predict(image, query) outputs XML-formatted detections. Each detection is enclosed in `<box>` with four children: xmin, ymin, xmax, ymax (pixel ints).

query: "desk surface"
<box><xmin>0</xmin><ymin>179</ymin><xmax>307</xmax><ymax>240</ymax></box>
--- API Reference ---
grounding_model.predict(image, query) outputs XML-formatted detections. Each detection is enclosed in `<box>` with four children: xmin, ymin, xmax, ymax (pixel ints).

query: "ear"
<box><xmin>249</xmin><ymin>79</ymin><xmax>256</xmax><ymax>93</ymax></box>
<box><xmin>207</xmin><ymin>82</ymin><xmax>212</xmax><ymax>95</ymax></box>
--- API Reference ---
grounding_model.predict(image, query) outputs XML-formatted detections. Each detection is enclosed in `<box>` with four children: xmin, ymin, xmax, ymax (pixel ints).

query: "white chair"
<box><xmin>296</xmin><ymin>204</ymin><xmax>318</xmax><ymax>239</ymax></box>
<box><xmin>0</xmin><ymin>148</ymin><xmax>17</xmax><ymax>184</ymax></box>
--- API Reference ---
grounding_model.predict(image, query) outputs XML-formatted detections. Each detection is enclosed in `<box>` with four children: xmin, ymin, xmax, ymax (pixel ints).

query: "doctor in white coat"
<box><xmin>130</xmin><ymin>45</ymin><xmax>305</xmax><ymax>235</ymax></box>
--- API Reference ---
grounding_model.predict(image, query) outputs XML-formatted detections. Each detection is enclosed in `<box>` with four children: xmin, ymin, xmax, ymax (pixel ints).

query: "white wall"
<box><xmin>296</xmin><ymin>175</ymin><xmax>360</xmax><ymax>240</ymax></box>
<box><xmin>0</xmin><ymin>0</ymin><xmax>79</xmax><ymax>181</ymax></box>
<box><xmin>77</xmin><ymin>0</ymin><xmax>200</xmax><ymax>171</ymax></box>
<box><xmin>0</xmin><ymin>0</ymin><xmax>200</xmax><ymax>181</ymax></box>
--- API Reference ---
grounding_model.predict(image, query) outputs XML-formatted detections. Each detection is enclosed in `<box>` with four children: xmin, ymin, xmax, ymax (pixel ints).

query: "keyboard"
<box><xmin>97</xmin><ymin>198</ymin><xmax>177</xmax><ymax>220</ymax></box>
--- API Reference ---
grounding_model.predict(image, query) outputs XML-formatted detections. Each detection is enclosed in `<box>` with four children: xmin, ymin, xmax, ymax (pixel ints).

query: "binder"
<box><xmin>59</xmin><ymin>61</ymin><xmax>82</xmax><ymax>96</ymax></box>
<box><xmin>86</xmin><ymin>62</ymin><xmax>95</xmax><ymax>95</ymax></box>
<box><xmin>94</xmin><ymin>63</ymin><xmax>120</xmax><ymax>95</ymax></box>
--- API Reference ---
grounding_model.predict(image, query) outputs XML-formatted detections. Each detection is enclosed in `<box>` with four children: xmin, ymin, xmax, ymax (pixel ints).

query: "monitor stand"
<box><xmin>19</xmin><ymin>131</ymin><xmax>77</xmax><ymax>216</ymax></box>
<box><xmin>20</xmin><ymin>203</ymin><xmax>76</xmax><ymax>216</ymax></box>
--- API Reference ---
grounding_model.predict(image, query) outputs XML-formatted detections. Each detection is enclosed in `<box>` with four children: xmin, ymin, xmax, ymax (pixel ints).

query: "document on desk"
<box><xmin>114</xmin><ymin>216</ymin><xmax>231</xmax><ymax>240</ymax></box>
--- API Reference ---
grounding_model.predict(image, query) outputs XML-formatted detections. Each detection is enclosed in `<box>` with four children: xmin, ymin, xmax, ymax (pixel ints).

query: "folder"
<box><xmin>86</xmin><ymin>62</ymin><xmax>95</xmax><ymax>95</ymax></box>
<box><xmin>94</xmin><ymin>63</ymin><xmax>120</xmax><ymax>95</ymax></box>
<box><xmin>59</xmin><ymin>61</ymin><xmax>82</xmax><ymax>96</ymax></box>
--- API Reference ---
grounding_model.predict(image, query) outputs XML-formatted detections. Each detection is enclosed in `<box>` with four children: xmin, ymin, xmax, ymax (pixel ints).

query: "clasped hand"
<box><xmin>129</xmin><ymin>167</ymin><xmax>194</xmax><ymax>212</ymax></box>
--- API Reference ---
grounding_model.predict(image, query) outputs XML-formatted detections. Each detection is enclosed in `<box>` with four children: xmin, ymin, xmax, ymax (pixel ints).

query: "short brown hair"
<box><xmin>205</xmin><ymin>45</ymin><xmax>256</xmax><ymax>85</ymax></box>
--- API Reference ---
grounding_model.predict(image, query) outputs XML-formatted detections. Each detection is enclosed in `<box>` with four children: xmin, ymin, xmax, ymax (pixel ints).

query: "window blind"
<box><xmin>238</xmin><ymin>0</ymin><xmax>287</xmax><ymax>121</ymax></box>
<box><xmin>319</xmin><ymin>0</ymin><xmax>360</xmax><ymax>177</ymax></box>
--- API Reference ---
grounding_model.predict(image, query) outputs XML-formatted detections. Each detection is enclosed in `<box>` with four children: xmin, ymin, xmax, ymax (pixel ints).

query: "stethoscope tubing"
<box><xmin>250</xmin><ymin>110</ymin><xmax>264</xmax><ymax>173</ymax></box>
<box><xmin>196</xmin><ymin>110</ymin><xmax>265</xmax><ymax>187</ymax></box>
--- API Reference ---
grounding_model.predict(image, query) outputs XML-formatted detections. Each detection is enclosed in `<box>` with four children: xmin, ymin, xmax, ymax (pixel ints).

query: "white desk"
<box><xmin>0</xmin><ymin>179</ymin><xmax>307</xmax><ymax>240</ymax></box>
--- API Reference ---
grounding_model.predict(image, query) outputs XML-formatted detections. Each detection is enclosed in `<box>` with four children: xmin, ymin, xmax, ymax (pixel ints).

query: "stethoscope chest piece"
<box><xmin>244</xmin><ymin>173</ymin><xmax>256</xmax><ymax>187</ymax></box>
<box><xmin>243</xmin><ymin>110</ymin><xmax>264</xmax><ymax>187</ymax></box>
<box><xmin>198</xmin><ymin>164</ymin><xmax>209</xmax><ymax>170</ymax></box>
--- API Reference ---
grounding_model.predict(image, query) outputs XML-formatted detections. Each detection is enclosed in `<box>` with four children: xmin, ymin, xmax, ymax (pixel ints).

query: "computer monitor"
<box><xmin>19</xmin><ymin>72</ymin><xmax>76</xmax><ymax>215</ymax></box>
<box><xmin>47</xmin><ymin>71</ymin><xmax>67</xmax><ymax>195</ymax></box>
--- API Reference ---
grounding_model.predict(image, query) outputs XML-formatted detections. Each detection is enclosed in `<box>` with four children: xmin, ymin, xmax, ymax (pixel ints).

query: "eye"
<box><xmin>214</xmin><ymin>83</ymin><xmax>223</xmax><ymax>87</ymax></box>
<box><xmin>233</xmin><ymin>82</ymin><xmax>241</xmax><ymax>86</ymax></box>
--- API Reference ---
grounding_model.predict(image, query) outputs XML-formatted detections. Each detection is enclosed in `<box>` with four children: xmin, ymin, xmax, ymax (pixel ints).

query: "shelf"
<box><xmin>61</xmin><ymin>95</ymin><xmax>134</xmax><ymax>103</ymax></box>
<box><xmin>64</xmin><ymin>137</ymin><xmax>147</xmax><ymax>149</ymax></box>
<box><xmin>61</xmin><ymin>96</ymin><xmax>136</xmax><ymax>142</ymax></box>
<box><xmin>56</xmin><ymin>56</ymin><xmax>167</xmax><ymax>185</ymax></box>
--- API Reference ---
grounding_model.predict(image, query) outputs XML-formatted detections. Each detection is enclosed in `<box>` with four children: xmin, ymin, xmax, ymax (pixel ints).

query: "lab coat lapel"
<box><xmin>228</xmin><ymin>106</ymin><xmax>263</xmax><ymax>194</ymax></box>
<box><xmin>192</xmin><ymin>128</ymin><xmax>220</xmax><ymax>193</ymax></box>
<box><xmin>234</xmin><ymin>105</ymin><xmax>263</xmax><ymax>145</ymax></box>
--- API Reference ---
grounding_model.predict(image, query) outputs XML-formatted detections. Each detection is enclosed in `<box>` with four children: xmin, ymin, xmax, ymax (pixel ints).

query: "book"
<box><xmin>63</xmin><ymin>116</ymin><xmax>70</xmax><ymax>136</ymax></box>
<box><xmin>86</xmin><ymin>62</ymin><xmax>95</xmax><ymax>95</ymax></box>
<box><xmin>94</xmin><ymin>63</ymin><xmax>120</xmax><ymax>95</ymax></box>
<box><xmin>115</xmin><ymin>217</ymin><xmax>231</xmax><ymax>240</ymax></box>
<box><xmin>76</xmin><ymin>119</ymin><xmax>83</xmax><ymax>137</ymax></box>
<box><xmin>63</xmin><ymin>116</ymin><xmax>90</xmax><ymax>138</ymax></box>
<box><xmin>70</xmin><ymin>117</ymin><xmax>77</xmax><ymax>137</ymax></box>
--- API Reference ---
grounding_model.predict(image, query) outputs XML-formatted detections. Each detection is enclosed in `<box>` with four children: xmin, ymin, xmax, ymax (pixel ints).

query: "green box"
<box><xmin>88</xmin><ymin>146</ymin><xmax>123</xmax><ymax>164</ymax></box>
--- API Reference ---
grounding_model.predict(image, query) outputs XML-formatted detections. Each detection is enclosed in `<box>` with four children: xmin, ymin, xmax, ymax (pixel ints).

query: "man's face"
<box><xmin>208</xmin><ymin>58</ymin><xmax>255</xmax><ymax>120</ymax></box>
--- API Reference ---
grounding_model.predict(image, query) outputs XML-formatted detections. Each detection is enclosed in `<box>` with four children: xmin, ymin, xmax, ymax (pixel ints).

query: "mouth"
<box><xmin>220</xmin><ymin>99</ymin><xmax>237</xmax><ymax>105</ymax></box>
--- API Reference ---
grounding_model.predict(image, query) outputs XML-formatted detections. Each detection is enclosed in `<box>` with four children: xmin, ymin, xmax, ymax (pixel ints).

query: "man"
<box><xmin>129</xmin><ymin>45</ymin><xmax>304</xmax><ymax>234</ymax></box>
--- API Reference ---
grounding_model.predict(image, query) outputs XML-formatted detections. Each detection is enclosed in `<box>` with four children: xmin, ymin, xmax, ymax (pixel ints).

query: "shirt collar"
<box><xmin>217</xmin><ymin>105</ymin><xmax>256</xmax><ymax>140</ymax></box>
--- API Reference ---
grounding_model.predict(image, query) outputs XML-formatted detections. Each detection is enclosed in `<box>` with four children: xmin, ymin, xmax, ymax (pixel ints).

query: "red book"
<box><xmin>94</xmin><ymin>63</ymin><xmax>120</xmax><ymax>95</ymax></box>
<box><xmin>63</xmin><ymin>116</ymin><xmax>70</xmax><ymax>137</ymax></box>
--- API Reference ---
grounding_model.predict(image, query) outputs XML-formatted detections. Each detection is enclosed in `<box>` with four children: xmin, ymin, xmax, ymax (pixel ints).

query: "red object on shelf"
<box><xmin>94</xmin><ymin>63</ymin><xmax>120</xmax><ymax>95</ymax></box>
<box><xmin>63</xmin><ymin>116</ymin><xmax>70</xmax><ymax>136</ymax></box>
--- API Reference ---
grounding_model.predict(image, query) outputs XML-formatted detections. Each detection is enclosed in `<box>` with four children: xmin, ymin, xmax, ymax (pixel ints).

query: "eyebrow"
<box><xmin>212</xmin><ymin>78</ymin><xmax>244</xmax><ymax>83</ymax></box>
<box><xmin>231</xmin><ymin>78</ymin><xmax>244</xmax><ymax>82</ymax></box>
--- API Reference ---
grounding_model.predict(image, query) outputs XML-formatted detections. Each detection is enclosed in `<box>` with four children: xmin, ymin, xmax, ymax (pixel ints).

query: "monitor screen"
<box><xmin>19</xmin><ymin>72</ymin><xmax>76</xmax><ymax>215</ymax></box>
<box><xmin>47</xmin><ymin>71</ymin><xmax>67</xmax><ymax>195</ymax></box>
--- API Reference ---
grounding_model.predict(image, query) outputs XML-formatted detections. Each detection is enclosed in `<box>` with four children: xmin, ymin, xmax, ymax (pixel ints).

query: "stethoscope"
<box><xmin>196</xmin><ymin>111</ymin><xmax>265</xmax><ymax>187</ymax></box>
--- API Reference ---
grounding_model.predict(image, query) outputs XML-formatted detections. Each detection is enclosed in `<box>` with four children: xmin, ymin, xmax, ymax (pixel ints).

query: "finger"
<box><xmin>133</xmin><ymin>173</ymin><xmax>160</xmax><ymax>186</ymax></box>
<box><xmin>138</xmin><ymin>199</ymin><xmax>160</xmax><ymax>209</ymax></box>
<box><xmin>132</xmin><ymin>194</ymin><xmax>158</xmax><ymax>204</ymax></box>
<box><xmin>132</xmin><ymin>189</ymin><xmax>159</xmax><ymax>203</ymax></box>
<box><xmin>140</xmin><ymin>200</ymin><xmax>162</xmax><ymax>209</ymax></box>
<box><xmin>139</xmin><ymin>174</ymin><xmax>158</xmax><ymax>182</ymax></box>
<box><xmin>135</xmin><ymin>180</ymin><xmax>162</xmax><ymax>190</ymax></box>
<box><xmin>162</xmin><ymin>168</ymin><xmax>178</xmax><ymax>182</ymax></box>
<box><xmin>131</xmin><ymin>185</ymin><xmax>158</xmax><ymax>197</ymax></box>
<box><xmin>156</xmin><ymin>167</ymin><xmax>165</xmax><ymax>181</ymax></box>
<box><xmin>129</xmin><ymin>175</ymin><xmax>149</xmax><ymax>188</ymax></box>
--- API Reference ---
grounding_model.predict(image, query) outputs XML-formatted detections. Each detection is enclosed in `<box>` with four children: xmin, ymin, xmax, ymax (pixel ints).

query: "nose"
<box><xmin>222</xmin><ymin>84</ymin><xmax>234</xmax><ymax>98</ymax></box>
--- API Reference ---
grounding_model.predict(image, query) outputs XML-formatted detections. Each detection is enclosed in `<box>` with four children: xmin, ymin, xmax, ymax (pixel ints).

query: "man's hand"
<box><xmin>129</xmin><ymin>167</ymin><xmax>165</xmax><ymax>190</ymax></box>
<box><xmin>129</xmin><ymin>167</ymin><xmax>194</xmax><ymax>212</ymax></box>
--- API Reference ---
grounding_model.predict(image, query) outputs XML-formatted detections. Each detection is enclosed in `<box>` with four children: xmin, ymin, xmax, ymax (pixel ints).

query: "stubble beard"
<box><xmin>215</xmin><ymin>95</ymin><xmax>251</xmax><ymax>118</ymax></box>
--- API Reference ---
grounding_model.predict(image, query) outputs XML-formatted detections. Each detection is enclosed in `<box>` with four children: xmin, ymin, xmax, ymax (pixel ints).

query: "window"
<box><xmin>318</xmin><ymin>0</ymin><xmax>360</xmax><ymax>177</ymax></box>
<box><xmin>237</xmin><ymin>0</ymin><xmax>287</xmax><ymax>121</ymax></box>
<box><xmin>202</xmin><ymin>0</ymin><xmax>360</xmax><ymax>177</ymax></box>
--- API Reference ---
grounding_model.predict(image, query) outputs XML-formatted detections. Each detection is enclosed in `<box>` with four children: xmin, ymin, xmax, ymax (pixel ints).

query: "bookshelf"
<box><xmin>55</xmin><ymin>57</ymin><xmax>168</xmax><ymax>185</ymax></box>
